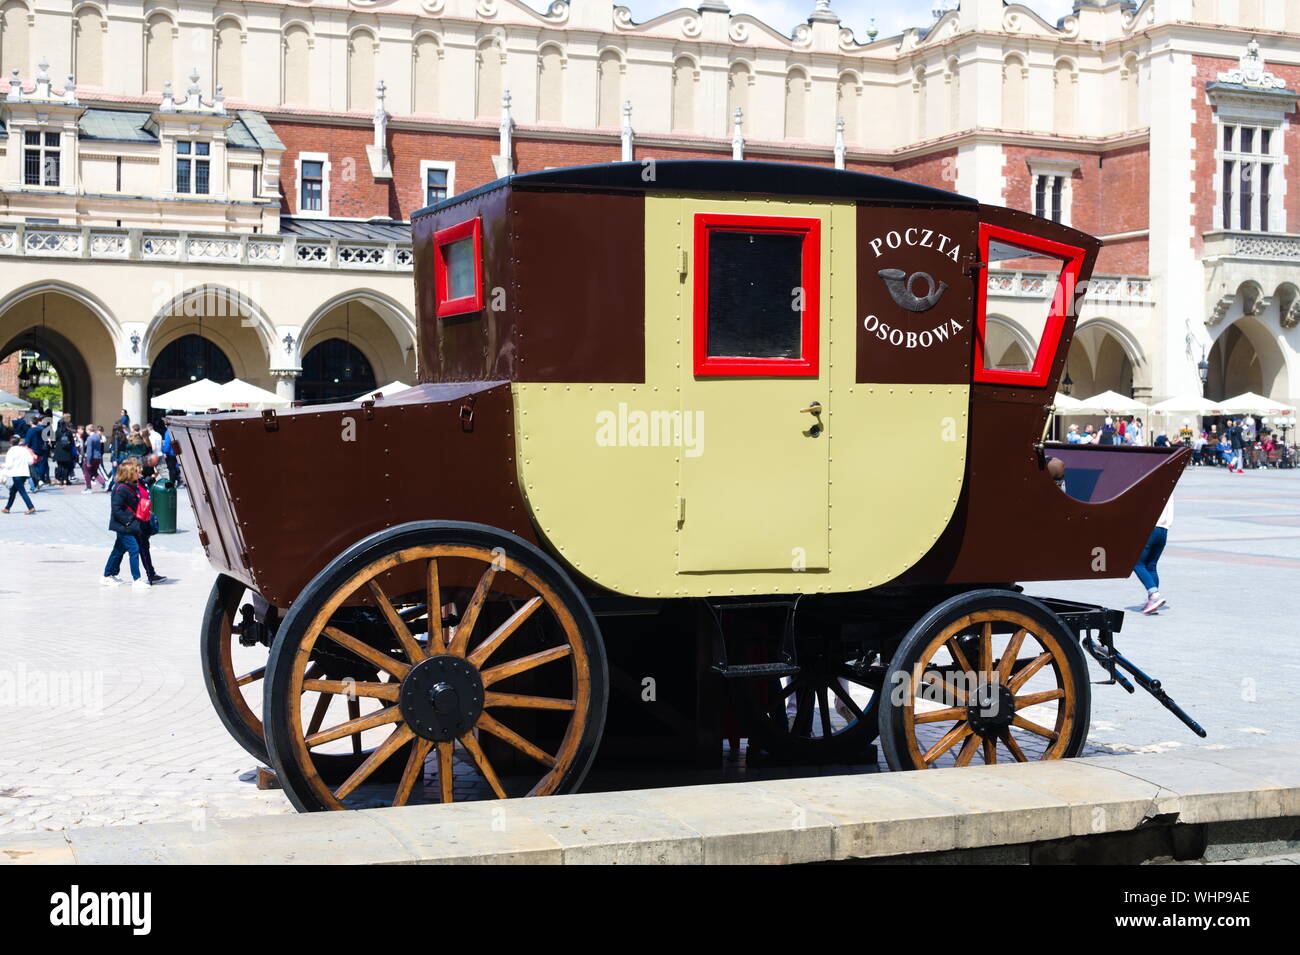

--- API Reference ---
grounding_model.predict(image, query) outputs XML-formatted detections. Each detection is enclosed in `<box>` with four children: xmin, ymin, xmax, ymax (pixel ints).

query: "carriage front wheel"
<box><xmin>878</xmin><ymin>590</ymin><xmax>1090</xmax><ymax>771</ymax></box>
<box><xmin>263</xmin><ymin>521</ymin><xmax>608</xmax><ymax>811</ymax></box>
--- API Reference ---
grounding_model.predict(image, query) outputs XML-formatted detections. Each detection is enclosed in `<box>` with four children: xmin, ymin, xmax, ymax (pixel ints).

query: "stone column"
<box><xmin>270</xmin><ymin>369</ymin><xmax>301</xmax><ymax>403</ymax></box>
<box><xmin>117</xmin><ymin>366</ymin><xmax>149</xmax><ymax>428</ymax></box>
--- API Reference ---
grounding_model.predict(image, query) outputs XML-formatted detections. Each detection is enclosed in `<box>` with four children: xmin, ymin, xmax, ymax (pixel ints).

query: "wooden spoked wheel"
<box><xmin>879</xmin><ymin>590</ymin><xmax>1090</xmax><ymax>771</ymax></box>
<box><xmin>263</xmin><ymin>522</ymin><xmax>608</xmax><ymax>812</ymax></box>
<box><xmin>200</xmin><ymin>575</ymin><xmax>270</xmax><ymax>764</ymax></box>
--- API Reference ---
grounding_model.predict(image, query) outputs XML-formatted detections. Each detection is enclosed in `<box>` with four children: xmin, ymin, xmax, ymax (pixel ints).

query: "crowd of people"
<box><xmin>1064</xmin><ymin>414</ymin><xmax>1295</xmax><ymax>471</ymax></box>
<box><xmin>0</xmin><ymin>407</ymin><xmax>180</xmax><ymax>589</ymax></box>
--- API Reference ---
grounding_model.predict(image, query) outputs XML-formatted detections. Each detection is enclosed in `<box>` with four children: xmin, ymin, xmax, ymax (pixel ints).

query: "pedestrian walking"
<box><xmin>82</xmin><ymin>424</ymin><xmax>106</xmax><ymax>493</ymax></box>
<box><xmin>1134</xmin><ymin>499</ymin><xmax>1173</xmax><ymax>615</ymax></box>
<box><xmin>102</xmin><ymin>458</ymin><xmax>152</xmax><ymax>589</ymax></box>
<box><xmin>22</xmin><ymin>417</ymin><xmax>49</xmax><ymax>488</ymax></box>
<box><xmin>2</xmin><ymin>436</ymin><xmax>36</xmax><ymax>514</ymax></box>
<box><xmin>52</xmin><ymin>419</ymin><xmax>76</xmax><ymax>485</ymax></box>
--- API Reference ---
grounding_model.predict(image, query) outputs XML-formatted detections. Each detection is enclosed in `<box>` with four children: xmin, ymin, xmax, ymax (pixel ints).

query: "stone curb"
<box><xmin>3</xmin><ymin>744</ymin><xmax>1297</xmax><ymax>865</ymax></box>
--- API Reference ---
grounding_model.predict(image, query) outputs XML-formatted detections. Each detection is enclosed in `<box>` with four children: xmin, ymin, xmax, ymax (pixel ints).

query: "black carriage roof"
<box><xmin>413</xmin><ymin>160</ymin><xmax>977</xmax><ymax>220</ymax></box>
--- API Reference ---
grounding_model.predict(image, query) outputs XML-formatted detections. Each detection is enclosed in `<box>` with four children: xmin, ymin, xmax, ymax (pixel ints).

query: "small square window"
<box><xmin>177</xmin><ymin>141</ymin><xmax>190</xmax><ymax>155</ymax></box>
<box><xmin>433</xmin><ymin>218</ymin><xmax>483</xmax><ymax>318</ymax></box>
<box><xmin>693</xmin><ymin>213</ymin><xmax>820</xmax><ymax>377</ymax></box>
<box><xmin>195</xmin><ymin>141</ymin><xmax>210</xmax><ymax>156</ymax></box>
<box><xmin>427</xmin><ymin>168</ymin><xmax>449</xmax><ymax>205</ymax></box>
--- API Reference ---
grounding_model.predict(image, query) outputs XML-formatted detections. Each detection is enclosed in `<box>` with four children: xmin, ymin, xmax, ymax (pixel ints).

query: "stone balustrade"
<box><xmin>0</xmin><ymin>223</ymin><xmax>413</xmax><ymax>271</ymax></box>
<box><xmin>986</xmin><ymin>269</ymin><xmax>1152</xmax><ymax>305</ymax></box>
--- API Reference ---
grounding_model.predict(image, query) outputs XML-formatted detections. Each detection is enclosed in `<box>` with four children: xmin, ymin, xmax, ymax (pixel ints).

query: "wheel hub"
<box><xmin>399</xmin><ymin>655</ymin><xmax>484</xmax><ymax>742</ymax></box>
<box><xmin>965</xmin><ymin>680</ymin><xmax>1015</xmax><ymax>738</ymax></box>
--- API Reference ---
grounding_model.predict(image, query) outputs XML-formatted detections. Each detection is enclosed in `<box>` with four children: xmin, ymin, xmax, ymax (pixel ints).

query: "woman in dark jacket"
<box><xmin>102</xmin><ymin>458</ymin><xmax>163</xmax><ymax>587</ymax></box>
<box><xmin>52</xmin><ymin>421</ymin><xmax>76</xmax><ymax>485</ymax></box>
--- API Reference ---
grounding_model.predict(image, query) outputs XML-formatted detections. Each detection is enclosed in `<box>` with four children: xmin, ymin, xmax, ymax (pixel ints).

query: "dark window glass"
<box><xmin>44</xmin><ymin>132</ymin><xmax>59</xmax><ymax>148</ymax></box>
<box><xmin>1260</xmin><ymin>164</ymin><xmax>1270</xmax><ymax>231</ymax></box>
<box><xmin>1241</xmin><ymin>127</ymin><xmax>1254</xmax><ymax>153</ymax></box>
<box><xmin>24</xmin><ymin>130</ymin><xmax>40</xmax><ymax>146</ymax></box>
<box><xmin>442</xmin><ymin>237</ymin><xmax>476</xmax><ymax>300</ymax></box>
<box><xmin>195</xmin><ymin>160</ymin><xmax>210</xmax><ymax>195</ymax></box>
<box><xmin>1240</xmin><ymin>162</ymin><xmax>1253</xmax><ymax>230</ymax></box>
<box><xmin>1262</xmin><ymin>128</ymin><xmax>1272</xmax><ymax>154</ymax></box>
<box><xmin>426</xmin><ymin>168</ymin><xmax>448</xmax><ymax>205</ymax></box>
<box><xmin>1051</xmin><ymin>176</ymin><xmax>1064</xmax><ymax>223</ymax></box>
<box><xmin>1223</xmin><ymin>160</ymin><xmax>1234</xmax><ymax>229</ymax></box>
<box><xmin>176</xmin><ymin>141</ymin><xmax>190</xmax><ymax>155</ymax></box>
<box><xmin>44</xmin><ymin>150</ymin><xmax>59</xmax><ymax>186</ymax></box>
<box><xmin>705</xmin><ymin>230</ymin><xmax>804</xmax><ymax>360</ymax></box>
<box><xmin>301</xmin><ymin>160</ymin><xmax>323</xmax><ymax>211</ymax></box>
<box><xmin>195</xmin><ymin>141</ymin><xmax>210</xmax><ymax>156</ymax></box>
<box><xmin>177</xmin><ymin>158</ymin><xmax>191</xmax><ymax>193</ymax></box>
<box><xmin>1223</xmin><ymin>125</ymin><xmax>1234</xmax><ymax>151</ymax></box>
<box><xmin>1034</xmin><ymin>176</ymin><xmax>1047</xmax><ymax>218</ymax></box>
<box><xmin>24</xmin><ymin>149</ymin><xmax>41</xmax><ymax>185</ymax></box>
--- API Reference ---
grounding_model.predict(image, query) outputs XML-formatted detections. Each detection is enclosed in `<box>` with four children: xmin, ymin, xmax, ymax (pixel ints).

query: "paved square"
<box><xmin>1</xmin><ymin>466</ymin><xmax>1296</xmax><ymax>832</ymax></box>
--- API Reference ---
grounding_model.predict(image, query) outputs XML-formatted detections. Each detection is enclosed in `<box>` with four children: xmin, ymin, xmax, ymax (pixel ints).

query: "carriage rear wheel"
<box><xmin>263</xmin><ymin>521</ymin><xmax>608</xmax><ymax>812</ymax></box>
<box><xmin>878</xmin><ymin>590</ymin><xmax>1090</xmax><ymax>771</ymax></box>
<box><xmin>201</xmin><ymin>575</ymin><xmax>269</xmax><ymax>764</ymax></box>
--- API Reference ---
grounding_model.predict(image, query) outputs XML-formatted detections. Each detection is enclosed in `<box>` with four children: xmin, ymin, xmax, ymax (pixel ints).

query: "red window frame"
<box><xmin>693</xmin><ymin>213</ymin><xmax>820</xmax><ymax>377</ymax></box>
<box><xmin>974</xmin><ymin>222</ymin><xmax>1086</xmax><ymax>388</ymax></box>
<box><xmin>433</xmin><ymin>217</ymin><xmax>484</xmax><ymax>318</ymax></box>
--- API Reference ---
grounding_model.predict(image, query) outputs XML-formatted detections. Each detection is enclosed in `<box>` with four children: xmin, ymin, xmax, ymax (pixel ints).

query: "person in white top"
<box><xmin>2</xmin><ymin>435</ymin><xmax>36</xmax><ymax>514</ymax></box>
<box><xmin>146</xmin><ymin>425</ymin><xmax>163</xmax><ymax>455</ymax></box>
<box><xmin>1133</xmin><ymin>499</ymin><xmax>1173</xmax><ymax>614</ymax></box>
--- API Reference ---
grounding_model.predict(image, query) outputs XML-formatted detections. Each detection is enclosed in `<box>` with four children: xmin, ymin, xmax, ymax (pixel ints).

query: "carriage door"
<box><xmin>676</xmin><ymin>205</ymin><xmax>832</xmax><ymax>573</ymax></box>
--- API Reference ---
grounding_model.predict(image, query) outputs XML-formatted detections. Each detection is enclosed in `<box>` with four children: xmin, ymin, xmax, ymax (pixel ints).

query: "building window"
<box><xmin>176</xmin><ymin>140</ymin><xmax>211</xmax><ymax>195</ymax></box>
<box><xmin>1220</xmin><ymin>122</ymin><xmax>1280</xmax><ymax>232</ymax></box>
<box><xmin>420</xmin><ymin>161</ymin><xmax>455</xmax><ymax>209</ymax></box>
<box><xmin>1033</xmin><ymin>174</ymin><xmax>1066</xmax><ymax>223</ymax></box>
<box><xmin>296</xmin><ymin>152</ymin><xmax>330</xmax><ymax>216</ymax></box>
<box><xmin>23</xmin><ymin>131</ymin><xmax>61</xmax><ymax>186</ymax></box>
<box><xmin>433</xmin><ymin>217</ymin><xmax>483</xmax><ymax>318</ymax></box>
<box><xmin>1026</xmin><ymin>160</ymin><xmax>1079</xmax><ymax>227</ymax></box>
<box><xmin>692</xmin><ymin>213</ymin><xmax>820</xmax><ymax>378</ymax></box>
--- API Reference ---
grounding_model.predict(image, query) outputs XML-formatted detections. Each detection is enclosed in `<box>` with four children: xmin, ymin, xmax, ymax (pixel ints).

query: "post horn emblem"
<box><xmin>878</xmin><ymin>268</ymin><xmax>948</xmax><ymax>312</ymax></box>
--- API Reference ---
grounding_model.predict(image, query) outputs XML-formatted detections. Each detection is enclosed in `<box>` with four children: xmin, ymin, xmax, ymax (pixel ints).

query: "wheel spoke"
<box><xmin>983</xmin><ymin>737</ymin><xmax>997</xmax><ymax>765</ymax></box>
<box><xmin>978</xmin><ymin>622</ymin><xmax>993</xmax><ymax>676</ymax></box>
<box><xmin>996</xmin><ymin>629</ymin><xmax>1027</xmax><ymax>683</ymax></box>
<box><xmin>306</xmin><ymin>704</ymin><xmax>401</xmax><ymax>747</ymax></box>
<box><xmin>913</xmin><ymin>705</ymin><xmax>965</xmax><ymax>724</ymax></box>
<box><xmin>828</xmin><ymin>680</ymin><xmax>865</xmax><ymax>721</ymax></box>
<box><xmin>459</xmin><ymin>730</ymin><xmax>507</xmax><ymax>799</ymax></box>
<box><xmin>1001</xmin><ymin>730</ymin><xmax>1029</xmax><ymax>762</ymax></box>
<box><xmin>945</xmin><ymin>637</ymin><xmax>974</xmax><ymax>675</ymax></box>
<box><xmin>320</xmin><ymin>625</ymin><xmax>410</xmax><ymax>681</ymax></box>
<box><xmin>306</xmin><ymin>691</ymin><xmax>332</xmax><ymax>736</ymax></box>
<box><xmin>477</xmin><ymin>712</ymin><xmax>557</xmax><ymax>768</ymax></box>
<box><xmin>1014</xmin><ymin>688</ymin><xmax>1065</xmax><ymax>708</ymax></box>
<box><xmin>393</xmin><ymin>738</ymin><xmax>433</xmax><ymax>807</ymax></box>
<box><xmin>367</xmin><ymin>579</ymin><xmax>426</xmax><ymax>665</ymax></box>
<box><xmin>334</xmin><ymin>724</ymin><xmax>415</xmax><ymax>800</ymax></box>
<box><xmin>480</xmin><ymin>644</ymin><xmax>572</xmax><ymax>687</ymax></box>
<box><xmin>468</xmin><ymin>596</ymin><xmax>544</xmax><ymax>669</ymax></box>
<box><xmin>484</xmin><ymin>691</ymin><xmax>576</xmax><ymax>711</ymax></box>
<box><xmin>791</xmin><ymin>687</ymin><xmax>815</xmax><ymax>737</ymax></box>
<box><xmin>1011</xmin><ymin>713</ymin><xmax>1059</xmax><ymax>741</ymax></box>
<box><xmin>920</xmin><ymin>671</ymin><xmax>968</xmax><ymax>705</ymax></box>
<box><xmin>1008</xmin><ymin>651</ymin><xmax>1053</xmax><ymax>692</ymax></box>
<box><xmin>449</xmin><ymin>564</ymin><xmax>499</xmax><ymax>657</ymax></box>
<box><xmin>437</xmin><ymin>741</ymin><xmax>454</xmax><ymax>804</ymax></box>
<box><xmin>816</xmin><ymin>685</ymin><xmax>833</xmax><ymax>739</ymax></box>
<box><xmin>780</xmin><ymin>676</ymin><xmax>802</xmax><ymax>700</ymax></box>
<box><xmin>954</xmin><ymin>733</ymin><xmax>980</xmax><ymax>767</ymax></box>
<box><xmin>303</xmin><ymin>678</ymin><xmax>400</xmax><ymax>701</ymax></box>
<box><xmin>235</xmin><ymin>666</ymin><xmax>265</xmax><ymax>687</ymax></box>
<box><xmin>921</xmin><ymin>721</ymin><xmax>972</xmax><ymax>764</ymax></box>
<box><xmin>426</xmin><ymin>558</ymin><xmax>447</xmax><ymax>656</ymax></box>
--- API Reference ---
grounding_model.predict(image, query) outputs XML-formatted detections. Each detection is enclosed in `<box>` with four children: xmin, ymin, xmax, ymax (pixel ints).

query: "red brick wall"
<box><xmin>271</xmin><ymin>118</ymin><xmax>968</xmax><ymax>221</ymax></box>
<box><xmin>1191</xmin><ymin>55</ymin><xmax>1300</xmax><ymax>252</ymax></box>
<box><xmin>0</xmin><ymin>353</ymin><xmax>17</xmax><ymax>396</ymax></box>
<box><xmin>1002</xmin><ymin>142</ymin><xmax>1149</xmax><ymax>273</ymax></box>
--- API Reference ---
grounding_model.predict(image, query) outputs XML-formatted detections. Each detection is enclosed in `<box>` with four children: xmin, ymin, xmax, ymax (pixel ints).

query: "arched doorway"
<box><xmin>0</xmin><ymin>326</ymin><xmax>93</xmax><ymax>422</ymax></box>
<box><xmin>1064</xmin><ymin>321</ymin><xmax>1139</xmax><ymax>398</ymax></box>
<box><xmin>1205</xmin><ymin>316</ymin><xmax>1287</xmax><ymax>401</ymax></box>
<box><xmin>296</xmin><ymin>339</ymin><xmax>377</xmax><ymax>403</ymax></box>
<box><xmin>147</xmin><ymin>334</ymin><xmax>235</xmax><ymax>415</ymax></box>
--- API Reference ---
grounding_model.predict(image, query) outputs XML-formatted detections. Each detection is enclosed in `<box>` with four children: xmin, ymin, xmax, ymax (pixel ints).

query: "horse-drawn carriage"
<box><xmin>171</xmin><ymin>161</ymin><xmax>1200</xmax><ymax>812</ymax></box>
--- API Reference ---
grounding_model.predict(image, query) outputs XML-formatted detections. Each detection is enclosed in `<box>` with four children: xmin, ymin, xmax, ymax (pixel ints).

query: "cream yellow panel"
<box><xmin>513</xmin><ymin>193</ymin><xmax>968</xmax><ymax>596</ymax></box>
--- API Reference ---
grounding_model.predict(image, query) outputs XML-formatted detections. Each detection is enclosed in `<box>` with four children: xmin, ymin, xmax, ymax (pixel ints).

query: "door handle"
<box><xmin>800</xmin><ymin>401</ymin><xmax>822</xmax><ymax>415</ymax></box>
<box><xmin>801</xmin><ymin>401</ymin><xmax>823</xmax><ymax>437</ymax></box>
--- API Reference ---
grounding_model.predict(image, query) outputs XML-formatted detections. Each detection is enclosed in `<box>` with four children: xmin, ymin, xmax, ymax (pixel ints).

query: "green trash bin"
<box><xmin>151</xmin><ymin>479</ymin><xmax>178</xmax><ymax>534</ymax></box>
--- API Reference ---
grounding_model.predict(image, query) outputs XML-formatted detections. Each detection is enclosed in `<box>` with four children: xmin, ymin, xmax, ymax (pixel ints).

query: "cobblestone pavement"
<box><xmin>0</xmin><ymin>465</ymin><xmax>1297</xmax><ymax>834</ymax></box>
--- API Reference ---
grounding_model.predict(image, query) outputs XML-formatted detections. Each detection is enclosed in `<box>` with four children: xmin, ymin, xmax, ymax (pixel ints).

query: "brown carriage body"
<box><xmin>170</xmin><ymin>161</ymin><xmax>1185</xmax><ymax>607</ymax></box>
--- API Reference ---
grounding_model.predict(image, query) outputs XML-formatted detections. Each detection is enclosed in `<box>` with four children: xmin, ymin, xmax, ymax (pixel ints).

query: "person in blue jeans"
<box><xmin>103</xmin><ymin>458</ymin><xmax>149</xmax><ymax>589</ymax></box>
<box><xmin>3</xmin><ymin>436</ymin><xmax>36</xmax><ymax>513</ymax></box>
<box><xmin>1134</xmin><ymin>500</ymin><xmax>1173</xmax><ymax>615</ymax></box>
